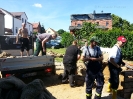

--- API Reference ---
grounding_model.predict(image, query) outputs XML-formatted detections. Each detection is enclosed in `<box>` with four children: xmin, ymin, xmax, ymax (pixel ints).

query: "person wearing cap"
<box><xmin>107</xmin><ymin>36</ymin><xmax>127</xmax><ymax>99</ymax></box>
<box><xmin>34</xmin><ymin>33</ymin><xmax>57</xmax><ymax>56</ymax></box>
<box><xmin>81</xmin><ymin>36</ymin><xmax>104</xmax><ymax>99</ymax></box>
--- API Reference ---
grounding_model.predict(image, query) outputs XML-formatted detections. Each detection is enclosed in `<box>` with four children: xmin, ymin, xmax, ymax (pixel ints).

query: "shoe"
<box><xmin>70</xmin><ymin>84</ymin><xmax>75</xmax><ymax>88</ymax></box>
<box><xmin>62</xmin><ymin>80</ymin><xmax>69</xmax><ymax>84</ymax></box>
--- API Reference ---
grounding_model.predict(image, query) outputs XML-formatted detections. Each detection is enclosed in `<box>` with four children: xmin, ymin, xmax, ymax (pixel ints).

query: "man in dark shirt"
<box><xmin>34</xmin><ymin>33</ymin><xmax>57</xmax><ymax>56</ymax></box>
<box><xmin>62</xmin><ymin>40</ymin><xmax>81</xmax><ymax>87</ymax></box>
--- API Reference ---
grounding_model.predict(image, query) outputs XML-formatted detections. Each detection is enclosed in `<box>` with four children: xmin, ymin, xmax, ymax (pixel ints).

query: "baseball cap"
<box><xmin>117</xmin><ymin>36</ymin><xmax>127</xmax><ymax>43</ymax></box>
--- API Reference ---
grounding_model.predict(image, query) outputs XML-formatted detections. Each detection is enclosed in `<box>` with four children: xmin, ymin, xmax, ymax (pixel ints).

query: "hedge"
<box><xmin>89</xmin><ymin>29</ymin><xmax>133</xmax><ymax>60</ymax></box>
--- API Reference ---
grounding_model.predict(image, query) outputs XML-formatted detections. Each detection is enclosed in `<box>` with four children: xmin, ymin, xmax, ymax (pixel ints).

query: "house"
<box><xmin>69</xmin><ymin>11</ymin><xmax>112</xmax><ymax>34</ymax></box>
<box><xmin>32</xmin><ymin>22</ymin><xmax>41</xmax><ymax>33</ymax></box>
<box><xmin>0</xmin><ymin>8</ymin><xmax>33</xmax><ymax>35</ymax></box>
<box><xmin>46</xmin><ymin>28</ymin><xmax>57</xmax><ymax>34</ymax></box>
<box><xmin>0</xmin><ymin>10</ymin><xmax>5</xmax><ymax>35</ymax></box>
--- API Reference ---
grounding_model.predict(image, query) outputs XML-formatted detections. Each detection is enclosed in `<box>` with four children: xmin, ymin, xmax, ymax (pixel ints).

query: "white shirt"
<box><xmin>108</xmin><ymin>45</ymin><xmax>121</xmax><ymax>63</ymax></box>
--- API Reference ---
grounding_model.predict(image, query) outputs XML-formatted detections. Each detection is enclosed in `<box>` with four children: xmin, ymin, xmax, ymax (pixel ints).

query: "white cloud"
<box><xmin>33</xmin><ymin>3</ymin><xmax>42</xmax><ymax>8</ymax></box>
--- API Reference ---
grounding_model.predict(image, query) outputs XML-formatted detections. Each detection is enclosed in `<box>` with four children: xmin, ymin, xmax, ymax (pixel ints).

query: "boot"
<box><xmin>94</xmin><ymin>92</ymin><xmax>101</xmax><ymax>99</ymax></box>
<box><xmin>112</xmin><ymin>89</ymin><xmax>117</xmax><ymax>99</ymax></box>
<box><xmin>86</xmin><ymin>93</ymin><xmax>92</xmax><ymax>99</ymax></box>
<box><xmin>107</xmin><ymin>82</ymin><xmax>112</xmax><ymax>92</ymax></box>
<box><xmin>86</xmin><ymin>96</ymin><xmax>91</xmax><ymax>99</ymax></box>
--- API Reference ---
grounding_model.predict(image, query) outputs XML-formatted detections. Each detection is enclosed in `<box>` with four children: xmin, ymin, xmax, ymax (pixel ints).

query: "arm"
<box><xmin>16</xmin><ymin>29</ymin><xmax>21</xmax><ymax>43</ymax></box>
<box><xmin>110</xmin><ymin>58</ymin><xmax>120</xmax><ymax>68</ymax></box>
<box><xmin>81</xmin><ymin>49</ymin><xmax>90</xmax><ymax>62</ymax></box>
<box><xmin>42</xmin><ymin>38</ymin><xmax>49</xmax><ymax>49</ymax></box>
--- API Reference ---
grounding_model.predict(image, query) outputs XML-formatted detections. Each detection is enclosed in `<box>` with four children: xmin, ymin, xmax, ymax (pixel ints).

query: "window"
<box><xmin>106</xmin><ymin>22</ymin><xmax>109</xmax><ymax>26</ymax></box>
<box><xmin>77</xmin><ymin>24</ymin><xmax>81</xmax><ymax>26</ymax></box>
<box><xmin>22</xmin><ymin>18</ymin><xmax>23</xmax><ymax>23</ymax></box>
<box><xmin>25</xmin><ymin>20</ymin><xmax>26</xmax><ymax>24</ymax></box>
<box><xmin>48</xmin><ymin>31</ymin><xmax>51</xmax><ymax>33</ymax></box>
<box><xmin>16</xmin><ymin>27</ymin><xmax>18</xmax><ymax>33</ymax></box>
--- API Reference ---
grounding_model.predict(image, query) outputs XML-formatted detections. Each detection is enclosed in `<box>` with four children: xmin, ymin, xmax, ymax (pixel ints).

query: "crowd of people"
<box><xmin>16</xmin><ymin>23</ymin><xmax>127</xmax><ymax>99</ymax></box>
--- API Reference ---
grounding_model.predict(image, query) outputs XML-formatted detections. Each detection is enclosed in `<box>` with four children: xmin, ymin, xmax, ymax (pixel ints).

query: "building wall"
<box><xmin>71</xmin><ymin>19</ymin><xmax>112</xmax><ymax>29</ymax></box>
<box><xmin>21</xmin><ymin>13</ymin><xmax>28</xmax><ymax>24</ymax></box>
<box><xmin>46</xmin><ymin>28</ymin><xmax>55</xmax><ymax>34</ymax></box>
<box><xmin>0</xmin><ymin>13</ymin><xmax>5</xmax><ymax>35</ymax></box>
<box><xmin>14</xmin><ymin>18</ymin><xmax>21</xmax><ymax>35</ymax></box>
<box><xmin>14</xmin><ymin>14</ymin><xmax>33</xmax><ymax>35</ymax></box>
<box><xmin>27</xmin><ymin>23</ymin><xmax>33</xmax><ymax>35</ymax></box>
<box><xmin>1</xmin><ymin>10</ymin><xmax>13</xmax><ymax>30</ymax></box>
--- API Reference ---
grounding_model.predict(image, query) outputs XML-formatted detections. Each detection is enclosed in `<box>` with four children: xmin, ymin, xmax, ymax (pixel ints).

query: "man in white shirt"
<box><xmin>107</xmin><ymin>36</ymin><xmax>127</xmax><ymax>99</ymax></box>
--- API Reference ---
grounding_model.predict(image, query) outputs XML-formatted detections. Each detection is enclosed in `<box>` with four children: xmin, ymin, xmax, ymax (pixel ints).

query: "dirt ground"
<box><xmin>19</xmin><ymin>62</ymin><xmax>125</xmax><ymax>99</ymax></box>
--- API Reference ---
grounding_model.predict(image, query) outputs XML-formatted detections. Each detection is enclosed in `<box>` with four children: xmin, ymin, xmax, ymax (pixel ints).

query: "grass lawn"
<box><xmin>47</xmin><ymin>48</ymin><xmax>66</xmax><ymax>54</ymax></box>
<box><xmin>47</xmin><ymin>48</ymin><xmax>66</xmax><ymax>62</ymax></box>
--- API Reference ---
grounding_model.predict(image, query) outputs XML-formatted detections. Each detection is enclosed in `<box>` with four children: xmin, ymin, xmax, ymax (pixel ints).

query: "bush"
<box><xmin>91</xmin><ymin>28</ymin><xmax>133</xmax><ymax>60</ymax></box>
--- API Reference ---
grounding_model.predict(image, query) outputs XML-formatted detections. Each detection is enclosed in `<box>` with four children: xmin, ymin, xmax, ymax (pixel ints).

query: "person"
<box><xmin>34</xmin><ymin>33</ymin><xmax>57</xmax><ymax>56</ymax></box>
<box><xmin>80</xmin><ymin>41</ymin><xmax>88</xmax><ymax>51</ymax></box>
<box><xmin>62</xmin><ymin>40</ymin><xmax>81</xmax><ymax>87</ymax></box>
<box><xmin>16</xmin><ymin>23</ymin><xmax>30</xmax><ymax>57</ymax></box>
<box><xmin>107</xmin><ymin>36</ymin><xmax>127</xmax><ymax>99</ymax></box>
<box><xmin>81</xmin><ymin>36</ymin><xmax>104</xmax><ymax>99</ymax></box>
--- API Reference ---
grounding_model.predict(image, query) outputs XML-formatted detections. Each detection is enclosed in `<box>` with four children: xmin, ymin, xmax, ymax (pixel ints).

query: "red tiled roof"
<box><xmin>0</xmin><ymin>10</ymin><xmax>5</xmax><ymax>15</ymax></box>
<box><xmin>32</xmin><ymin>23</ymin><xmax>40</xmax><ymax>28</ymax></box>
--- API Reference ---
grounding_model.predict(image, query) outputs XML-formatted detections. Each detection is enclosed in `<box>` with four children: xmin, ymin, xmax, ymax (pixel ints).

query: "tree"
<box><xmin>130</xmin><ymin>23</ymin><xmax>133</xmax><ymax>31</ymax></box>
<box><xmin>57</xmin><ymin>29</ymin><xmax>65</xmax><ymax>35</ymax></box>
<box><xmin>41</xmin><ymin>25</ymin><xmax>46</xmax><ymax>33</ymax></box>
<box><xmin>74</xmin><ymin>22</ymin><xmax>98</xmax><ymax>43</ymax></box>
<box><xmin>112</xmin><ymin>14</ymin><xmax>131</xmax><ymax>31</ymax></box>
<box><xmin>61</xmin><ymin>32</ymin><xmax>74</xmax><ymax>47</ymax></box>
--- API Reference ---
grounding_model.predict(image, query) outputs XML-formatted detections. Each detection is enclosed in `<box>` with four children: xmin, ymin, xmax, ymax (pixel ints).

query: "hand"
<box><xmin>89</xmin><ymin>58</ymin><xmax>97</xmax><ymax>61</ymax></box>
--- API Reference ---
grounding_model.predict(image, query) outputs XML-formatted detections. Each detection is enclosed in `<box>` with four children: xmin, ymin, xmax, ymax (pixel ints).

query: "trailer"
<box><xmin>0</xmin><ymin>55</ymin><xmax>55</xmax><ymax>78</ymax></box>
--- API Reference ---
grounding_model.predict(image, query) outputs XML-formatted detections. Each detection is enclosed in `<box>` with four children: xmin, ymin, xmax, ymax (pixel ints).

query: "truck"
<box><xmin>0</xmin><ymin>55</ymin><xmax>56</xmax><ymax>78</ymax></box>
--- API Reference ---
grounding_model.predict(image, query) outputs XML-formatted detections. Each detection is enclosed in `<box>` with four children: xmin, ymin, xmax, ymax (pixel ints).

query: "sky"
<box><xmin>0</xmin><ymin>0</ymin><xmax>133</xmax><ymax>31</ymax></box>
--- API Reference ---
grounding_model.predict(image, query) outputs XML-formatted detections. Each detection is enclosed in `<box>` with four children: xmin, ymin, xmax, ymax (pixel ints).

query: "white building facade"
<box><xmin>0</xmin><ymin>8</ymin><xmax>33</xmax><ymax>35</ymax></box>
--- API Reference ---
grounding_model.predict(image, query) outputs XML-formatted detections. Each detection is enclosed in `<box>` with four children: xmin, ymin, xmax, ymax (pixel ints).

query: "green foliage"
<box><xmin>57</xmin><ymin>29</ymin><xmax>65</xmax><ymax>35</ymax></box>
<box><xmin>61</xmin><ymin>32</ymin><xmax>74</xmax><ymax>47</ymax></box>
<box><xmin>112</xmin><ymin>14</ymin><xmax>132</xmax><ymax>31</ymax></box>
<box><xmin>74</xmin><ymin>22</ymin><xmax>98</xmax><ymax>43</ymax></box>
<box><xmin>91</xmin><ymin>28</ymin><xmax>133</xmax><ymax>60</ymax></box>
<box><xmin>41</xmin><ymin>25</ymin><xmax>45</xmax><ymax>33</ymax></box>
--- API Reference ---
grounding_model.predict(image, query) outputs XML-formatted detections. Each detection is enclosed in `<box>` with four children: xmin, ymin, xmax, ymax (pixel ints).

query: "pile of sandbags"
<box><xmin>47</xmin><ymin>51</ymin><xmax>64</xmax><ymax>58</ymax></box>
<box><xmin>0</xmin><ymin>76</ymin><xmax>56</xmax><ymax>99</ymax></box>
<box><xmin>0</xmin><ymin>51</ymin><xmax>15</xmax><ymax>58</ymax></box>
